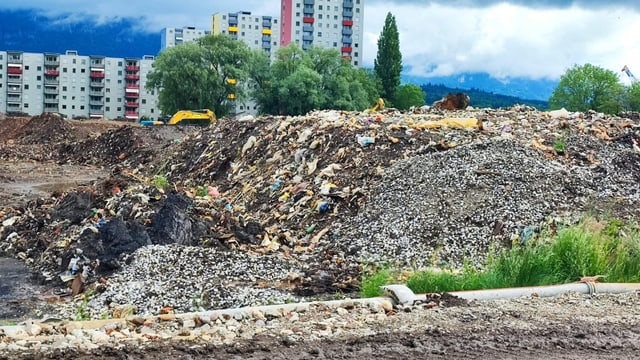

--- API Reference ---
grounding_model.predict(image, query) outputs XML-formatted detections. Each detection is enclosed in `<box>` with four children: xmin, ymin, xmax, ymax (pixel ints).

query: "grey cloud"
<box><xmin>370</xmin><ymin>0</ymin><xmax>640</xmax><ymax>10</ymax></box>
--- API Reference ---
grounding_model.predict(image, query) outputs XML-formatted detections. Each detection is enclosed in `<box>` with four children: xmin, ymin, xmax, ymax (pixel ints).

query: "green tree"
<box><xmin>251</xmin><ymin>44</ymin><xmax>379</xmax><ymax>115</ymax></box>
<box><xmin>549</xmin><ymin>64</ymin><xmax>624</xmax><ymax>114</ymax></box>
<box><xmin>374</xmin><ymin>12</ymin><xmax>402</xmax><ymax>104</ymax></box>
<box><xmin>394</xmin><ymin>84</ymin><xmax>426</xmax><ymax>110</ymax></box>
<box><xmin>146</xmin><ymin>34</ymin><xmax>252</xmax><ymax>117</ymax></box>
<box><xmin>624</xmin><ymin>82</ymin><xmax>640</xmax><ymax>111</ymax></box>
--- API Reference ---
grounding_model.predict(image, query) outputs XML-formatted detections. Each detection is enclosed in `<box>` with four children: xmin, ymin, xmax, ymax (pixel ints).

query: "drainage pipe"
<box><xmin>422</xmin><ymin>282</ymin><xmax>640</xmax><ymax>302</ymax></box>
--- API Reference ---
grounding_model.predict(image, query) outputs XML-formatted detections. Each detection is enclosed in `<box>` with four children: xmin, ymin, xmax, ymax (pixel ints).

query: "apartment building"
<box><xmin>280</xmin><ymin>0</ymin><xmax>364</xmax><ymax>66</ymax></box>
<box><xmin>211</xmin><ymin>11</ymin><xmax>281</xmax><ymax>61</ymax></box>
<box><xmin>160</xmin><ymin>26</ymin><xmax>210</xmax><ymax>51</ymax></box>
<box><xmin>0</xmin><ymin>50</ymin><xmax>159</xmax><ymax>120</ymax></box>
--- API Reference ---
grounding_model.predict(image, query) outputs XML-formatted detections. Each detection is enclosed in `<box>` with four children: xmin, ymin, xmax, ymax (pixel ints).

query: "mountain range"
<box><xmin>0</xmin><ymin>9</ymin><xmax>558</xmax><ymax>101</ymax></box>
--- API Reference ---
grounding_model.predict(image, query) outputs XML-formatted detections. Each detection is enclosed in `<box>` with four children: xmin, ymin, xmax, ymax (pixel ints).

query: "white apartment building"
<box><xmin>160</xmin><ymin>26</ymin><xmax>210</xmax><ymax>51</ymax></box>
<box><xmin>212</xmin><ymin>11</ymin><xmax>281</xmax><ymax>61</ymax></box>
<box><xmin>280</xmin><ymin>0</ymin><xmax>364</xmax><ymax>67</ymax></box>
<box><xmin>0</xmin><ymin>50</ymin><xmax>159</xmax><ymax>120</ymax></box>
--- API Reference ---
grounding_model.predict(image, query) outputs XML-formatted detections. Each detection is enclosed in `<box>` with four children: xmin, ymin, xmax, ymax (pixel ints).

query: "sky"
<box><xmin>1</xmin><ymin>0</ymin><xmax>639</xmax><ymax>82</ymax></box>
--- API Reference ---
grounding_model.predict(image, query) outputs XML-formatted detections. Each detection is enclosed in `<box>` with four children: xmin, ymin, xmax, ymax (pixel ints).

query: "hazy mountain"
<box><xmin>403</xmin><ymin>71</ymin><xmax>558</xmax><ymax>102</ymax></box>
<box><xmin>0</xmin><ymin>9</ymin><xmax>159</xmax><ymax>58</ymax></box>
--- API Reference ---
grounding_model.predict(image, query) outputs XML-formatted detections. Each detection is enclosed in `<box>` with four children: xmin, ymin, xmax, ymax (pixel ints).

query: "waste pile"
<box><xmin>0</xmin><ymin>105</ymin><xmax>639</xmax><ymax>318</ymax></box>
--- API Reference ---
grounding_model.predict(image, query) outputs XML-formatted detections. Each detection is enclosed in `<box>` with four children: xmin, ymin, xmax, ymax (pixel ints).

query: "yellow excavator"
<box><xmin>141</xmin><ymin>109</ymin><xmax>215</xmax><ymax>126</ymax></box>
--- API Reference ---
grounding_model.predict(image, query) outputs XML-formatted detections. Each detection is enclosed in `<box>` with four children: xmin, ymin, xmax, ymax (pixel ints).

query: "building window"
<box><xmin>274</xmin><ymin>19</ymin><xmax>278</xmax><ymax>24</ymax></box>
<box><xmin>151</xmin><ymin>109</ymin><xmax>154</xmax><ymax>113</ymax></box>
<box><xmin>24</xmin><ymin>103</ymin><xmax>29</xmax><ymax>108</ymax></box>
<box><xmin>81</xmin><ymin>59</ymin><xmax>86</xmax><ymax>65</ymax></box>
<box><xmin>37</xmin><ymin>85</ymin><xmax>41</xmax><ymax>89</ymax></box>
<box><xmin>37</xmin><ymin>75</ymin><xmax>41</xmax><ymax>81</ymax></box>
<box><xmin>142</xmin><ymin>99</ymin><xmax>147</xmax><ymax>104</ymax></box>
<box><xmin>356</xmin><ymin>8</ymin><xmax>360</xmax><ymax>13</ymax></box>
<box><xmin>355</xmin><ymin>52</ymin><xmax>359</xmax><ymax>57</ymax></box>
<box><xmin>333</xmin><ymin>42</ymin><xmax>337</xmax><ymax>47</ymax></box>
<box><xmin>117</xmin><ymin>107</ymin><xmax>121</xmax><ymax>111</ymax></box>
<box><xmin>106</xmin><ymin>106</ymin><xmax>110</xmax><ymax>111</ymax></box>
<box><xmin>72</xmin><ymin>68</ymin><xmax>76</xmax><ymax>73</ymax></box>
<box><xmin>106</xmin><ymin>88</ymin><xmax>110</xmax><ymax>93</ymax></box>
<box><xmin>118</xmin><ymin>80</ymin><xmax>122</xmax><ymax>84</ymax></box>
<box><xmin>319</xmin><ymin>5</ymin><xmax>323</xmax><ymax>10</ymax></box>
<box><xmin>117</xmin><ymin>98</ymin><xmax>121</xmax><ymax>102</ymax></box>
<box><xmin>355</xmin><ymin>61</ymin><xmax>358</xmax><ymax>66</ymax></box>
<box><xmin>37</xmin><ymin>66</ymin><xmax>41</xmax><ymax>71</ymax></box>
<box><xmin>80</xmin><ymin>105</ymin><xmax>85</xmax><ymax>110</ymax></box>
<box><xmin>25</xmin><ymin>65</ymin><xmax>29</xmax><ymax>70</ymax></box>
<box><xmin>106</xmin><ymin>98</ymin><xmax>110</xmax><ymax>102</ymax></box>
<box><xmin>118</xmin><ymin>61</ymin><xmax>123</xmax><ymax>66</ymax></box>
<box><xmin>73</xmin><ymin>59</ymin><xmax>76</xmax><ymax>64</ymax></box>
<box><xmin>24</xmin><ymin>84</ymin><xmax>29</xmax><ymax>89</ymax></box>
<box><xmin>80</xmin><ymin>87</ymin><xmax>85</xmax><ymax>91</ymax></box>
<box><xmin>118</xmin><ymin>70</ymin><xmax>122</xmax><ymax>75</ymax></box>
<box><xmin>62</xmin><ymin>105</ymin><xmax>67</xmax><ymax>109</ymax></box>
<box><xmin>317</xmin><ymin>32</ymin><xmax>322</xmax><ymax>37</ymax></box>
<box><xmin>72</xmin><ymin>105</ymin><xmax>75</xmax><ymax>109</ymax></box>
<box><xmin>81</xmin><ymin>68</ymin><xmax>85</xmax><ymax>73</ymax></box>
<box><xmin>63</xmin><ymin>67</ymin><xmax>67</xmax><ymax>72</ymax></box>
<box><xmin>63</xmin><ymin>96</ymin><xmax>67</xmax><ymax>100</ymax></box>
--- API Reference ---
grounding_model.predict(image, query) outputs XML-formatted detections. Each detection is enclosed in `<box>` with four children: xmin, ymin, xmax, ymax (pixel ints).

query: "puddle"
<box><xmin>0</xmin><ymin>258</ymin><xmax>48</xmax><ymax>321</ymax></box>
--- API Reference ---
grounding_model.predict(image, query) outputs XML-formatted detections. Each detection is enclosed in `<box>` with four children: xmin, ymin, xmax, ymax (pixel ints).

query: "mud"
<box><xmin>0</xmin><ymin>258</ymin><xmax>51</xmax><ymax>322</ymax></box>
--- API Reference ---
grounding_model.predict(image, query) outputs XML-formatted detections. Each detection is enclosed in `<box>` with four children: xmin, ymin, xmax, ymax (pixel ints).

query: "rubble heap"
<box><xmin>0</xmin><ymin>105</ymin><xmax>639</xmax><ymax>317</ymax></box>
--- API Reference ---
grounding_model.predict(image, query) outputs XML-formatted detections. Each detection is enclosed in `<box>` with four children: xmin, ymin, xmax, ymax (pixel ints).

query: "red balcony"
<box><xmin>125</xmin><ymin>111</ymin><xmax>139</xmax><ymax>118</ymax></box>
<box><xmin>125</xmin><ymin>92</ymin><xmax>139</xmax><ymax>98</ymax></box>
<box><xmin>45</xmin><ymin>70</ymin><xmax>60</xmax><ymax>76</ymax></box>
<box><xmin>90</xmin><ymin>71</ymin><xmax>105</xmax><ymax>78</ymax></box>
<box><xmin>7</xmin><ymin>67</ymin><xmax>22</xmax><ymax>74</ymax></box>
<box><xmin>125</xmin><ymin>65</ymin><xmax>140</xmax><ymax>71</ymax></box>
<box><xmin>125</xmin><ymin>102</ymin><xmax>139</xmax><ymax>107</ymax></box>
<box><xmin>342</xmin><ymin>20</ymin><xmax>353</xmax><ymax>26</ymax></box>
<box><xmin>125</xmin><ymin>74</ymin><xmax>140</xmax><ymax>80</ymax></box>
<box><xmin>303</xmin><ymin>17</ymin><xmax>314</xmax><ymax>23</ymax></box>
<box><xmin>125</xmin><ymin>84</ymin><xmax>140</xmax><ymax>89</ymax></box>
<box><xmin>341</xmin><ymin>46</ymin><xmax>353</xmax><ymax>53</ymax></box>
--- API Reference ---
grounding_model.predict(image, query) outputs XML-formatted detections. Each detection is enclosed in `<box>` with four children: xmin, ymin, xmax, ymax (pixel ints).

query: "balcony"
<box><xmin>7</xmin><ymin>87</ymin><xmax>21</xmax><ymax>93</ymax></box>
<box><xmin>44</xmin><ymin>105</ymin><xmax>59</xmax><ymax>112</ymax></box>
<box><xmin>44</xmin><ymin>87</ymin><xmax>58</xmax><ymax>94</ymax></box>
<box><xmin>125</xmin><ymin>102</ymin><xmax>139</xmax><ymax>107</ymax></box>
<box><xmin>303</xmin><ymin>34</ymin><xmax>314</xmax><ymax>41</ymax></box>
<box><xmin>343</xmin><ymin>10</ymin><xmax>353</xmax><ymax>17</ymax></box>
<box><xmin>262</xmin><ymin>42</ymin><xmax>271</xmax><ymax>50</ymax></box>
<box><xmin>262</xmin><ymin>20</ymin><xmax>272</xmax><ymax>27</ymax></box>
<box><xmin>343</xmin><ymin>0</ymin><xmax>354</xmax><ymax>6</ymax></box>
<box><xmin>228</xmin><ymin>26</ymin><xmax>238</xmax><ymax>32</ymax></box>
<box><xmin>90</xmin><ymin>71</ymin><xmax>105</xmax><ymax>78</ymax></box>
<box><xmin>303</xmin><ymin>17</ymin><xmax>314</xmax><ymax>23</ymax></box>
<box><xmin>6</xmin><ymin>104</ymin><xmax>22</xmax><ymax>112</ymax></box>
<box><xmin>89</xmin><ymin>99</ymin><xmax>104</xmax><ymax>106</ymax></box>
<box><xmin>90</xmin><ymin>90</ymin><xmax>104</xmax><ymax>96</ymax></box>
<box><xmin>44</xmin><ymin>98</ymin><xmax>59</xmax><ymax>104</ymax></box>
<box><xmin>125</xmin><ymin>74</ymin><xmax>140</xmax><ymax>80</ymax></box>
<box><xmin>7</xmin><ymin>76</ymin><xmax>22</xmax><ymax>84</ymax></box>
<box><xmin>90</xmin><ymin>81</ymin><xmax>105</xmax><ymax>87</ymax></box>
<box><xmin>125</xmin><ymin>111</ymin><xmax>139</xmax><ymax>118</ymax></box>
<box><xmin>126</xmin><ymin>84</ymin><xmax>140</xmax><ymax>89</ymax></box>
<box><xmin>44</xmin><ymin>58</ymin><xmax>60</xmax><ymax>66</ymax></box>
<box><xmin>341</xmin><ymin>46</ymin><xmax>353</xmax><ymax>53</ymax></box>
<box><xmin>261</xmin><ymin>29</ymin><xmax>272</xmax><ymax>35</ymax></box>
<box><xmin>303</xmin><ymin>24</ymin><xmax>314</xmax><ymax>32</ymax></box>
<box><xmin>125</xmin><ymin>92</ymin><xmax>139</xmax><ymax>98</ymax></box>
<box><xmin>125</xmin><ymin>65</ymin><xmax>140</xmax><ymax>71</ymax></box>
<box><xmin>45</xmin><ymin>70</ymin><xmax>60</xmax><ymax>76</ymax></box>
<box><xmin>303</xmin><ymin>0</ymin><xmax>314</xmax><ymax>4</ymax></box>
<box><xmin>7</xmin><ymin>67</ymin><xmax>23</xmax><ymax>75</ymax></box>
<box><xmin>342</xmin><ymin>19</ymin><xmax>353</xmax><ymax>26</ymax></box>
<box><xmin>6</xmin><ymin>96</ymin><xmax>21</xmax><ymax>103</ymax></box>
<box><xmin>44</xmin><ymin>78</ymin><xmax>59</xmax><ymax>85</ymax></box>
<box><xmin>342</xmin><ymin>36</ymin><xmax>352</xmax><ymax>43</ymax></box>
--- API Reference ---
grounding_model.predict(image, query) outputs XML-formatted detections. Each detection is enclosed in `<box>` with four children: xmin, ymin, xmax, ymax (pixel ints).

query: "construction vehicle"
<box><xmin>622</xmin><ymin>65</ymin><xmax>638</xmax><ymax>83</ymax></box>
<box><xmin>141</xmin><ymin>109</ymin><xmax>215</xmax><ymax>126</ymax></box>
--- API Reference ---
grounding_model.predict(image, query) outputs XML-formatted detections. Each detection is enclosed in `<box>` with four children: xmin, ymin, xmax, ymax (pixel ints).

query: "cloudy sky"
<box><xmin>2</xmin><ymin>0</ymin><xmax>639</xmax><ymax>82</ymax></box>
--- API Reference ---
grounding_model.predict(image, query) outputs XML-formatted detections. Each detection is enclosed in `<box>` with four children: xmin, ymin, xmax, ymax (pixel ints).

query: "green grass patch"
<box><xmin>153</xmin><ymin>174</ymin><xmax>169</xmax><ymax>189</ymax></box>
<box><xmin>361</xmin><ymin>218</ymin><xmax>640</xmax><ymax>297</ymax></box>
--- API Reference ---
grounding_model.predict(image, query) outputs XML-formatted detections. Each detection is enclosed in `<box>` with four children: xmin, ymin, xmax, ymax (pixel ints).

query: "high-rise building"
<box><xmin>160</xmin><ymin>26</ymin><xmax>210</xmax><ymax>51</ymax></box>
<box><xmin>280</xmin><ymin>0</ymin><xmax>364</xmax><ymax>66</ymax></box>
<box><xmin>211</xmin><ymin>11</ymin><xmax>281</xmax><ymax>61</ymax></box>
<box><xmin>0</xmin><ymin>50</ymin><xmax>159</xmax><ymax>120</ymax></box>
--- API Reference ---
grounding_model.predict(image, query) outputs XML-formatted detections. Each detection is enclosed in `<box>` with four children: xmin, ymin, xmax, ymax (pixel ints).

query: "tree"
<box><xmin>624</xmin><ymin>82</ymin><xmax>640</xmax><ymax>111</ymax></box>
<box><xmin>374</xmin><ymin>12</ymin><xmax>402</xmax><ymax>104</ymax></box>
<box><xmin>251</xmin><ymin>44</ymin><xmax>379</xmax><ymax>115</ymax></box>
<box><xmin>146</xmin><ymin>34</ymin><xmax>252</xmax><ymax>117</ymax></box>
<box><xmin>394</xmin><ymin>84</ymin><xmax>426</xmax><ymax>110</ymax></box>
<box><xmin>549</xmin><ymin>64</ymin><xmax>625</xmax><ymax>114</ymax></box>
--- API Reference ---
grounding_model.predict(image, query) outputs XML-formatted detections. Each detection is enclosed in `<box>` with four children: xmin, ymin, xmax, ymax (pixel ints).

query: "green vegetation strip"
<box><xmin>361</xmin><ymin>218</ymin><xmax>640</xmax><ymax>297</ymax></box>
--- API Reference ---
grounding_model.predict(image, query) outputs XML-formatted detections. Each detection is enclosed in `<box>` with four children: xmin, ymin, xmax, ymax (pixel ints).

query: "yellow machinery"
<box><xmin>142</xmin><ymin>109</ymin><xmax>215</xmax><ymax>126</ymax></box>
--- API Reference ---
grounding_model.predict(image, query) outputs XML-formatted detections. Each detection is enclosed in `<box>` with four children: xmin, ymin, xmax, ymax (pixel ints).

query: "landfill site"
<box><xmin>1</xmin><ymin>103</ymin><xmax>640</xmax><ymax>359</ymax></box>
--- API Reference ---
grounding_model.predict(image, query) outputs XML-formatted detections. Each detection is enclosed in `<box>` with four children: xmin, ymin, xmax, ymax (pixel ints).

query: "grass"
<box><xmin>153</xmin><ymin>174</ymin><xmax>169</xmax><ymax>189</ymax></box>
<box><xmin>553</xmin><ymin>138</ymin><xmax>566</xmax><ymax>152</ymax></box>
<box><xmin>361</xmin><ymin>218</ymin><xmax>640</xmax><ymax>297</ymax></box>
